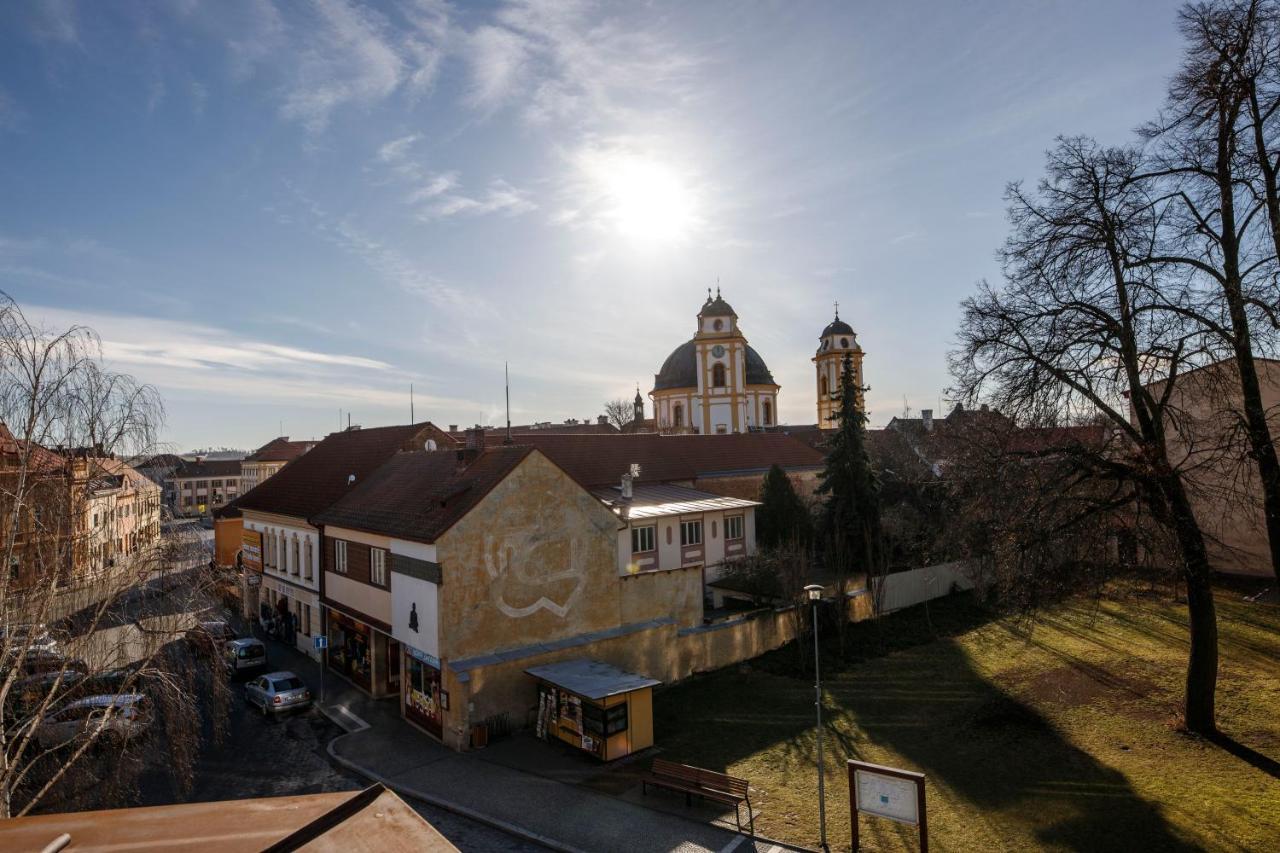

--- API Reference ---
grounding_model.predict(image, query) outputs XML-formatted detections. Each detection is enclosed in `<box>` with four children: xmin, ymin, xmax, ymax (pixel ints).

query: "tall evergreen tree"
<box><xmin>757</xmin><ymin>463</ymin><xmax>812</xmax><ymax>549</ymax></box>
<box><xmin>818</xmin><ymin>352</ymin><xmax>883</xmax><ymax>575</ymax></box>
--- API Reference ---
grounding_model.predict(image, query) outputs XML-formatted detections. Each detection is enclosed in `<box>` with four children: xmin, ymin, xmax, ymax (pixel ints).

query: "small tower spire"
<box><xmin>834</xmin><ymin>299</ymin><xmax>840</xmax><ymax>319</ymax></box>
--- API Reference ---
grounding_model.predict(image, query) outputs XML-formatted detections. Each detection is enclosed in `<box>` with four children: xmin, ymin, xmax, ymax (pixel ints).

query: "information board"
<box><xmin>855</xmin><ymin>769</ymin><xmax>919</xmax><ymax>825</ymax></box>
<box><xmin>848</xmin><ymin>759</ymin><xmax>927</xmax><ymax>852</ymax></box>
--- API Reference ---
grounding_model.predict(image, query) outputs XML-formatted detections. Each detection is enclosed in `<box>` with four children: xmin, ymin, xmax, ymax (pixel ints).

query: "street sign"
<box><xmin>849</xmin><ymin>760</ymin><xmax>927</xmax><ymax>851</ymax></box>
<box><xmin>313</xmin><ymin>635</ymin><xmax>328</xmax><ymax>650</ymax></box>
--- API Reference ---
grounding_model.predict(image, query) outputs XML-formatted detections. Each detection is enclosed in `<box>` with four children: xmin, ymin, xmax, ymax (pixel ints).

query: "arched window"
<box><xmin>820</xmin><ymin>375</ymin><xmax>829</xmax><ymax>397</ymax></box>
<box><xmin>673</xmin><ymin>403</ymin><xmax>684</xmax><ymax>428</ymax></box>
<box><xmin>763</xmin><ymin>401</ymin><xmax>772</xmax><ymax>425</ymax></box>
<box><xmin>712</xmin><ymin>363</ymin><xmax>726</xmax><ymax>387</ymax></box>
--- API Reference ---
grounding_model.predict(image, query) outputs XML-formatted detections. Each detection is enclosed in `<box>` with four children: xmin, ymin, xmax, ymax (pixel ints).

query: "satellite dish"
<box><xmin>347</xmin><ymin>474</ymin><xmax>356</xmax><ymax>485</ymax></box>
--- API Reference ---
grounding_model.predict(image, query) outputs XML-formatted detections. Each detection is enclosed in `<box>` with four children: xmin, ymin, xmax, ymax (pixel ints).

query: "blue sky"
<box><xmin>0</xmin><ymin>0</ymin><xmax>1186</xmax><ymax>451</ymax></box>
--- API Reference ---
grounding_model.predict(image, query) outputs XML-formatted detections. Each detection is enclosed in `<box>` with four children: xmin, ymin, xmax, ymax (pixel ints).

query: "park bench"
<box><xmin>641</xmin><ymin>758</ymin><xmax>755</xmax><ymax>833</ymax></box>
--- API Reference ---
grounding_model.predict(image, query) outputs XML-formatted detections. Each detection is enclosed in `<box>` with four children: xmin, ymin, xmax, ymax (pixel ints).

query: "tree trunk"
<box><xmin>1231</xmin><ymin>348</ymin><xmax>1280</xmax><ymax>588</ymax></box>
<box><xmin>1163</xmin><ymin>476</ymin><xmax>1219</xmax><ymax>734</ymax></box>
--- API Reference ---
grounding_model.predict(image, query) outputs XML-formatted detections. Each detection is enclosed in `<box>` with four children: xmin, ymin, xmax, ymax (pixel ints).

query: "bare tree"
<box><xmin>952</xmin><ymin>139</ymin><xmax>1223</xmax><ymax>732</ymax></box>
<box><xmin>1137</xmin><ymin>0</ymin><xmax>1280</xmax><ymax>587</ymax></box>
<box><xmin>0</xmin><ymin>294</ymin><xmax>229</xmax><ymax>817</ymax></box>
<box><xmin>602</xmin><ymin>398</ymin><xmax>635</xmax><ymax>429</ymax></box>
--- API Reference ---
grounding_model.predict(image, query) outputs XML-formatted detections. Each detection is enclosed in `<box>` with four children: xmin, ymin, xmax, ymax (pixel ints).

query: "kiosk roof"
<box><xmin>525</xmin><ymin>658</ymin><xmax>661</xmax><ymax>700</ymax></box>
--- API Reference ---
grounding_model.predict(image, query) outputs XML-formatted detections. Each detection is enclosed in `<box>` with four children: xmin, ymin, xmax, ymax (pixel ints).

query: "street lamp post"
<box><xmin>805</xmin><ymin>583</ymin><xmax>828</xmax><ymax>851</ymax></box>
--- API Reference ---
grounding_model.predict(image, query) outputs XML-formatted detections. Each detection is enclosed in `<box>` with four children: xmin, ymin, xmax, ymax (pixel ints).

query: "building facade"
<box><xmin>651</xmin><ymin>291</ymin><xmax>780</xmax><ymax>435</ymax></box>
<box><xmin>239</xmin><ymin>437</ymin><xmax>317</xmax><ymax>493</ymax></box>
<box><xmin>169</xmin><ymin>458</ymin><xmax>242</xmax><ymax>518</ymax></box>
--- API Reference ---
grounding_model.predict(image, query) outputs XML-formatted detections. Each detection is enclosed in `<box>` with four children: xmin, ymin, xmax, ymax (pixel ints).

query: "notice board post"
<box><xmin>848</xmin><ymin>759</ymin><xmax>927</xmax><ymax>852</ymax></box>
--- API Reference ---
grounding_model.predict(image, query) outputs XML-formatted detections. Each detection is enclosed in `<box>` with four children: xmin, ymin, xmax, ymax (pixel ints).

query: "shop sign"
<box><xmin>241</xmin><ymin>529</ymin><xmax>263</xmax><ymax>572</ymax></box>
<box><xmin>406</xmin><ymin>645</ymin><xmax>440</xmax><ymax>670</ymax></box>
<box><xmin>246</xmin><ymin>573</ymin><xmax>261</xmax><ymax>587</ymax></box>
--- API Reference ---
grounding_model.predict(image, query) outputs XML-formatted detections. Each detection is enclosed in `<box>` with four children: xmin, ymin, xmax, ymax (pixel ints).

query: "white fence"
<box><xmin>871</xmin><ymin>561</ymin><xmax>975</xmax><ymax>614</ymax></box>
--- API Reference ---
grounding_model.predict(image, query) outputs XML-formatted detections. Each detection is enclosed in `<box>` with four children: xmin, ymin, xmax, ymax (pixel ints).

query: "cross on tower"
<box><xmin>834</xmin><ymin>299</ymin><xmax>840</xmax><ymax>318</ymax></box>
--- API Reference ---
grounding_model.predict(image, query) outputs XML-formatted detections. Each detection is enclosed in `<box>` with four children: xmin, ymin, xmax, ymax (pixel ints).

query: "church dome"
<box><xmin>821</xmin><ymin>317</ymin><xmax>854</xmax><ymax>337</ymax></box>
<box><xmin>654</xmin><ymin>340</ymin><xmax>777</xmax><ymax>390</ymax></box>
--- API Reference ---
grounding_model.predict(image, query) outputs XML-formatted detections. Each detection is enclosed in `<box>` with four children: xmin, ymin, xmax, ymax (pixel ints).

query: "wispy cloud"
<box><xmin>371</xmin><ymin>134</ymin><xmax>535</xmax><ymax>220</ymax></box>
<box><xmin>227</xmin><ymin>0</ymin><xmax>450</xmax><ymax>133</ymax></box>
<box><xmin>25</xmin><ymin>0</ymin><xmax>78</xmax><ymax>45</ymax></box>
<box><xmin>0</xmin><ymin>87</ymin><xmax>25</xmax><ymax>132</ymax></box>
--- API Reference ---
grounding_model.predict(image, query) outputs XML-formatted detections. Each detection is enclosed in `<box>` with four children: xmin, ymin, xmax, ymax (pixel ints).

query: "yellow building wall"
<box><xmin>435</xmin><ymin>451</ymin><xmax>624</xmax><ymax>662</ymax></box>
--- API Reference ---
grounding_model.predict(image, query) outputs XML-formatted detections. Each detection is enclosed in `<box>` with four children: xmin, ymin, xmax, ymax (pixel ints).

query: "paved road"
<box><xmin>132</xmin><ymin>655</ymin><xmax>546</xmax><ymax>851</ymax></box>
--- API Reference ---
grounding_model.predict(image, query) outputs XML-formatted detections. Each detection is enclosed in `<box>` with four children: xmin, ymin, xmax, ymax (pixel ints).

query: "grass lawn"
<box><xmin>654</xmin><ymin>584</ymin><xmax>1280</xmax><ymax>851</ymax></box>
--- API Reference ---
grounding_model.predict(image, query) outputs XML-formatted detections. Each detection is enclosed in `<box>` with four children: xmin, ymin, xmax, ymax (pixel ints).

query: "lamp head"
<box><xmin>804</xmin><ymin>584</ymin><xmax>823</xmax><ymax>601</ymax></box>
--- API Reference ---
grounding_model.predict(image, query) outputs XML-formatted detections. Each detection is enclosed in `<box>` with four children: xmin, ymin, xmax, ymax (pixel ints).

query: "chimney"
<box><xmin>922</xmin><ymin>409</ymin><xmax>934</xmax><ymax>432</ymax></box>
<box><xmin>458</xmin><ymin>425</ymin><xmax>485</xmax><ymax>467</ymax></box>
<box><xmin>597</xmin><ymin>414</ymin><xmax>608</xmax><ymax>425</ymax></box>
<box><xmin>449</xmin><ymin>424</ymin><xmax>458</xmax><ymax>433</ymax></box>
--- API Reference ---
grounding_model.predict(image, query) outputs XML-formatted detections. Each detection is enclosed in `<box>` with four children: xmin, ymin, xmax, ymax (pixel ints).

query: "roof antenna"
<box><xmin>504</xmin><ymin>362</ymin><xmax>512</xmax><ymax>445</ymax></box>
<box><xmin>410</xmin><ymin>383</ymin><xmax>415</xmax><ymax>424</ymax></box>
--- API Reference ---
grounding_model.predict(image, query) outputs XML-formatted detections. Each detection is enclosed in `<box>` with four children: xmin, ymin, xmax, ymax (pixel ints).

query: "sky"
<box><xmin>0</xmin><ymin>0</ymin><xmax>1189</xmax><ymax>452</ymax></box>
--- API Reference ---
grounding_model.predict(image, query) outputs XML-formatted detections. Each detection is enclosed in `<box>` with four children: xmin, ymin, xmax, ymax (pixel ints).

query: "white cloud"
<box><xmin>466</xmin><ymin>25</ymin><xmax>532</xmax><ymax>110</ymax></box>
<box><xmin>226</xmin><ymin>0</ymin><xmax>450</xmax><ymax>133</ymax></box>
<box><xmin>421</xmin><ymin>179</ymin><xmax>536</xmax><ymax>219</ymax></box>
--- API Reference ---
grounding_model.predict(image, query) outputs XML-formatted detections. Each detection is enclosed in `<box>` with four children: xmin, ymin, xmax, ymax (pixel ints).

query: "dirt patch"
<box><xmin>1003</xmin><ymin>662</ymin><xmax>1166</xmax><ymax>720</ymax></box>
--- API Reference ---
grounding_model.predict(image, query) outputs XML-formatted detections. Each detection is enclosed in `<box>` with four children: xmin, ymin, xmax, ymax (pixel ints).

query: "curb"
<box><xmin>317</xmin><ymin>705</ymin><xmax>812</xmax><ymax>853</ymax></box>
<box><xmin>320</xmin><ymin>707</ymin><xmax>587</xmax><ymax>853</ymax></box>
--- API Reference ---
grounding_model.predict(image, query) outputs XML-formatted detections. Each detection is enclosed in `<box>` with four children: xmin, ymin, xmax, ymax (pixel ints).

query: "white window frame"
<box><xmin>304</xmin><ymin>539</ymin><xmax>313</xmax><ymax>580</ymax></box>
<box><xmin>631</xmin><ymin>525</ymin><xmax>656</xmax><ymax>554</ymax></box>
<box><xmin>725</xmin><ymin>515</ymin><xmax>744</xmax><ymax>541</ymax></box>
<box><xmin>680</xmin><ymin>519</ymin><xmax>703</xmax><ymax>546</ymax></box>
<box><xmin>371</xmin><ymin>548</ymin><xmax>387</xmax><ymax>586</ymax></box>
<box><xmin>334</xmin><ymin>539</ymin><xmax>348</xmax><ymax>574</ymax></box>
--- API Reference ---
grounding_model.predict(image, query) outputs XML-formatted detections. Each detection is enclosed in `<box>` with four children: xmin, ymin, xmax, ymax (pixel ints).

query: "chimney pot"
<box><xmin>449</xmin><ymin>424</ymin><xmax>458</xmax><ymax>432</ymax></box>
<box><xmin>922</xmin><ymin>409</ymin><xmax>934</xmax><ymax>432</ymax></box>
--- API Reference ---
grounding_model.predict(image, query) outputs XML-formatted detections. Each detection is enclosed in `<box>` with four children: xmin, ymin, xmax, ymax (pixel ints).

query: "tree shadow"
<box><xmin>658</xmin><ymin>600</ymin><xmax>1199</xmax><ymax>851</ymax></box>
<box><xmin>1206</xmin><ymin>731</ymin><xmax>1280</xmax><ymax>780</ymax></box>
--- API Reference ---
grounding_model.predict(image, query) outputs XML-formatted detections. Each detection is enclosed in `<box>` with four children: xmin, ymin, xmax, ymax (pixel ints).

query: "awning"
<box><xmin>525</xmin><ymin>658</ymin><xmax>660</xmax><ymax>701</ymax></box>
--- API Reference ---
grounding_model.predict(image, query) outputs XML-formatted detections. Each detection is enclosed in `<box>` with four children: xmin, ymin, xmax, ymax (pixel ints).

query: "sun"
<box><xmin>583</xmin><ymin>151</ymin><xmax>700</xmax><ymax>245</ymax></box>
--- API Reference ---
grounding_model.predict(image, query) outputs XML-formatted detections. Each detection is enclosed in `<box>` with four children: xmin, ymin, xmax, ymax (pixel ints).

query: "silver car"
<box><xmin>36</xmin><ymin>693</ymin><xmax>152</xmax><ymax>749</ymax></box>
<box><xmin>244</xmin><ymin>671</ymin><xmax>311</xmax><ymax>715</ymax></box>
<box><xmin>223</xmin><ymin>638</ymin><xmax>267</xmax><ymax>674</ymax></box>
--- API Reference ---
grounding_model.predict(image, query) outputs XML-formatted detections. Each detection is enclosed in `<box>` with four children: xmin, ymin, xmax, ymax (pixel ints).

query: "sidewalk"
<box><xmin>254</xmin><ymin>631</ymin><xmax>804</xmax><ymax>853</ymax></box>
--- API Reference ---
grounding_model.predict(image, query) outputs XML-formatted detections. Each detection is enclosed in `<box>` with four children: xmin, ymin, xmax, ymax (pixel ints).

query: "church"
<box><xmin>633</xmin><ymin>289</ymin><xmax>865</xmax><ymax>434</ymax></box>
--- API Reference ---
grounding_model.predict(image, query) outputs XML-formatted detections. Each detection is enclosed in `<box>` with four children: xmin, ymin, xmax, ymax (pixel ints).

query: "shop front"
<box><xmin>403</xmin><ymin>646</ymin><xmax>445</xmax><ymax>738</ymax></box>
<box><xmin>326</xmin><ymin>608</ymin><xmax>374</xmax><ymax>692</ymax></box>
<box><xmin>325</xmin><ymin>607</ymin><xmax>400</xmax><ymax>697</ymax></box>
<box><xmin>527</xmin><ymin>659</ymin><xmax>658</xmax><ymax>762</ymax></box>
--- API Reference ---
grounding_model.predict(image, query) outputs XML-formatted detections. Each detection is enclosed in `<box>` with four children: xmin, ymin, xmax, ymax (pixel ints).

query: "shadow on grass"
<box><xmin>658</xmin><ymin>594</ymin><xmax>1196</xmax><ymax>851</ymax></box>
<box><xmin>1206</xmin><ymin>732</ymin><xmax>1280</xmax><ymax>780</ymax></box>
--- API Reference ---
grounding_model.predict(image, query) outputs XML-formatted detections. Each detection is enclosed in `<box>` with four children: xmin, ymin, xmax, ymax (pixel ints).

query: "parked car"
<box><xmin>35</xmin><ymin>694</ymin><xmax>153</xmax><ymax>749</ymax></box>
<box><xmin>13</xmin><ymin>650</ymin><xmax>89</xmax><ymax>679</ymax></box>
<box><xmin>0</xmin><ymin>624</ymin><xmax>61</xmax><ymax>655</ymax></box>
<box><xmin>223</xmin><ymin>638</ymin><xmax>267</xmax><ymax>675</ymax></box>
<box><xmin>244</xmin><ymin>671</ymin><xmax>312</xmax><ymax>716</ymax></box>
<box><xmin>185</xmin><ymin>620</ymin><xmax>236</xmax><ymax>655</ymax></box>
<box><xmin>7</xmin><ymin>668</ymin><xmax>88</xmax><ymax>721</ymax></box>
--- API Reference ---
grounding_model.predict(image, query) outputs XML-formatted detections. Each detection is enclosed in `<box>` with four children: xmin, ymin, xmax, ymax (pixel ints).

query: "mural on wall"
<box><xmin>483</xmin><ymin>529</ymin><xmax>589</xmax><ymax>618</ymax></box>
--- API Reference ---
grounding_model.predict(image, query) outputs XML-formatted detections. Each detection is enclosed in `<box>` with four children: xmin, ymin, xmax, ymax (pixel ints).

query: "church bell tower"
<box><xmin>813</xmin><ymin>304</ymin><xmax>864</xmax><ymax>428</ymax></box>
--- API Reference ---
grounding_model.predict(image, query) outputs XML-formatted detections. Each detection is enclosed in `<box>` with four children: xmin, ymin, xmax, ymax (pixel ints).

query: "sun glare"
<box><xmin>589</xmin><ymin>153</ymin><xmax>699</xmax><ymax>245</ymax></box>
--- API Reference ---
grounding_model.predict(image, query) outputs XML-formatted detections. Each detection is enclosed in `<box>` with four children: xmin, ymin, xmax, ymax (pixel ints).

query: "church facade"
<box><xmin>645</xmin><ymin>291</ymin><xmax>865</xmax><ymax>434</ymax></box>
<box><xmin>651</xmin><ymin>291</ymin><xmax>780</xmax><ymax>434</ymax></box>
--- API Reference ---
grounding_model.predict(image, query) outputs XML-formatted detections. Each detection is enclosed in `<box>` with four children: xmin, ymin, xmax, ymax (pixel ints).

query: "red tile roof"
<box><xmin>448</xmin><ymin>422</ymin><xmax>619</xmax><ymax>439</ymax></box>
<box><xmin>480</xmin><ymin>432</ymin><xmax>825</xmax><ymax>487</ymax></box>
<box><xmin>245</xmin><ymin>436</ymin><xmax>317</xmax><ymax>463</ymax></box>
<box><xmin>235</xmin><ymin>423</ymin><xmax>437</xmax><ymax>521</ymax></box>
<box><xmin>313</xmin><ymin>445</ymin><xmax>535</xmax><ymax>542</ymax></box>
<box><xmin>171</xmin><ymin>458</ymin><xmax>243</xmax><ymax>479</ymax></box>
<box><xmin>0</xmin><ymin>422</ymin><xmax>70</xmax><ymax>474</ymax></box>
